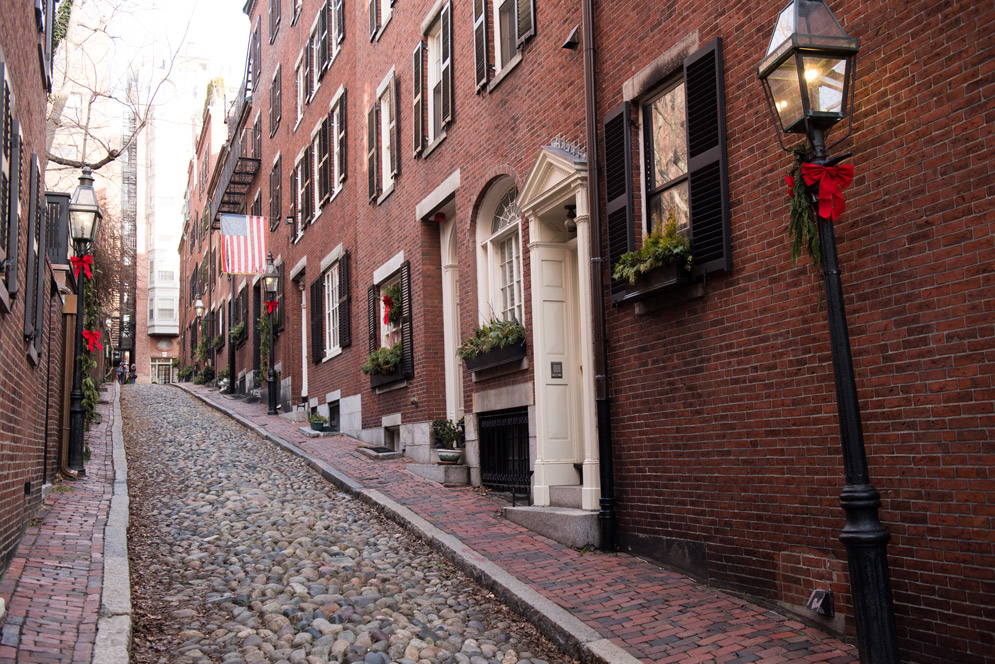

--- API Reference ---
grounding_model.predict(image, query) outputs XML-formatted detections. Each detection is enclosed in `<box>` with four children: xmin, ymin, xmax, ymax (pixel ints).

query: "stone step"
<box><xmin>503</xmin><ymin>506</ymin><xmax>599</xmax><ymax>550</ymax></box>
<box><xmin>548</xmin><ymin>484</ymin><xmax>583</xmax><ymax>509</ymax></box>
<box><xmin>407</xmin><ymin>463</ymin><xmax>469</xmax><ymax>487</ymax></box>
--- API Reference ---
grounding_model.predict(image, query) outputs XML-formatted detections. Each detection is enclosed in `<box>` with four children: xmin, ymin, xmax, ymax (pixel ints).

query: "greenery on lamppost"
<box><xmin>262</xmin><ymin>253</ymin><xmax>280</xmax><ymax>415</ymax></box>
<box><xmin>758</xmin><ymin>3</ymin><xmax>899</xmax><ymax>662</ymax></box>
<box><xmin>67</xmin><ymin>167</ymin><xmax>102</xmax><ymax>475</ymax></box>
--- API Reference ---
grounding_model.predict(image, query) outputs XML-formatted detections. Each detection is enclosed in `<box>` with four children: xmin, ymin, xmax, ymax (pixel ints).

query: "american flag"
<box><xmin>221</xmin><ymin>214</ymin><xmax>268</xmax><ymax>274</ymax></box>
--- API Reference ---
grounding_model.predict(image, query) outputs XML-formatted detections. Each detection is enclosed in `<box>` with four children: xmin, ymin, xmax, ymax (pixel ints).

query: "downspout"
<box><xmin>581</xmin><ymin>0</ymin><xmax>616</xmax><ymax>551</ymax></box>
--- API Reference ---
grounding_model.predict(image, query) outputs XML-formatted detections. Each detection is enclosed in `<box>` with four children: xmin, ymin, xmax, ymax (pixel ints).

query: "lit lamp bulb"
<box><xmin>804</xmin><ymin>67</ymin><xmax>820</xmax><ymax>82</ymax></box>
<box><xmin>777</xmin><ymin>100</ymin><xmax>789</xmax><ymax>110</ymax></box>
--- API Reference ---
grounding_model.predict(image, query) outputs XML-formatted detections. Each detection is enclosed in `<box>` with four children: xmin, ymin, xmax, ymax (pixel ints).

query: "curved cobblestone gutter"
<box><xmin>122</xmin><ymin>385</ymin><xmax>575</xmax><ymax>664</ymax></box>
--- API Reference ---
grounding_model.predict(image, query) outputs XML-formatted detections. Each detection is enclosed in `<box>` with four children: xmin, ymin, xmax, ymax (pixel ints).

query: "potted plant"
<box><xmin>308</xmin><ymin>412</ymin><xmax>328</xmax><ymax>431</ymax></box>
<box><xmin>458</xmin><ymin>318</ymin><xmax>527</xmax><ymax>372</ymax></box>
<box><xmin>432</xmin><ymin>417</ymin><xmax>465</xmax><ymax>464</ymax></box>
<box><xmin>229</xmin><ymin>321</ymin><xmax>246</xmax><ymax>344</ymax></box>
<box><xmin>178</xmin><ymin>366</ymin><xmax>194</xmax><ymax>382</ymax></box>
<box><xmin>612</xmin><ymin>213</ymin><xmax>694</xmax><ymax>302</ymax></box>
<box><xmin>213</xmin><ymin>334</ymin><xmax>224</xmax><ymax>350</ymax></box>
<box><xmin>361</xmin><ymin>342</ymin><xmax>404</xmax><ymax>387</ymax></box>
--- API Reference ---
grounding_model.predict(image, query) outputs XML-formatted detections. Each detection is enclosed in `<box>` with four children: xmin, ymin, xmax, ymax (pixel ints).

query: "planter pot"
<box><xmin>436</xmin><ymin>449</ymin><xmax>463</xmax><ymax>465</ymax></box>
<box><xmin>615</xmin><ymin>263</ymin><xmax>694</xmax><ymax>304</ymax></box>
<box><xmin>463</xmin><ymin>340</ymin><xmax>527</xmax><ymax>373</ymax></box>
<box><xmin>369</xmin><ymin>366</ymin><xmax>405</xmax><ymax>389</ymax></box>
<box><xmin>310</xmin><ymin>421</ymin><xmax>325</xmax><ymax>431</ymax></box>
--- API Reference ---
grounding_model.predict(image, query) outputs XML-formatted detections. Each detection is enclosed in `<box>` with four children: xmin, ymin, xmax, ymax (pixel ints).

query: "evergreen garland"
<box><xmin>788</xmin><ymin>147</ymin><xmax>821</xmax><ymax>269</ymax></box>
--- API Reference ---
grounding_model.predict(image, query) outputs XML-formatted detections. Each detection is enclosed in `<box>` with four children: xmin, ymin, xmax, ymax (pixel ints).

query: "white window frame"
<box><xmin>426</xmin><ymin>19</ymin><xmax>443</xmax><ymax>144</ymax></box>
<box><xmin>329</xmin><ymin>86</ymin><xmax>345</xmax><ymax>197</ymax></box>
<box><xmin>323</xmin><ymin>262</ymin><xmax>340</xmax><ymax>357</ymax></box>
<box><xmin>329</xmin><ymin>0</ymin><xmax>342</xmax><ymax>64</ymax></box>
<box><xmin>377</xmin><ymin>75</ymin><xmax>393</xmax><ymax>196</ymax></box>
<box><xmin>311</xmin><ymin>121</ymin><xmax>323</xmax><ymax>212</ymax></box>
<box><xmin>492</xmin><ymin>0</ymin><xmax>517</xmax><ymax>73</ymax></box>
<box><xmin>295</xmin><ymin>51</ymin><xmax>305</xmax><ymax>127</ymax></box>
<box><xmin>476</xmin><ymin>182</ymin><xmax>524</xmax><ymax>324</ymax></box>
<box><xmin>309</xmin><ymin>12</ymin><xmax>322</xmax><ymax>98</ymax></box>
<box><xmin>294</xmin><ymin>145</ymin><xmax>308</xmax><ymax>239</ymax></box>
<box><xmin>378</xmin><ymin>273</ymin><xmax>402</xmax><ymax>349</ymax></box>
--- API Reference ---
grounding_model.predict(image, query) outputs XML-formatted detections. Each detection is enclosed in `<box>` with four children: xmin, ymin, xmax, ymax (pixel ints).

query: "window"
<box><xmin>367</xmin><ymin>73</ymin><xmax>399</xmax><ymax>202</ymax></box>
<box><xmin>158</xmin><ymin>268</ymin><xmax>175</xmax><ymax>283</ymax></box>
<box><xmin>365</xmin><ymin>259</ymin><xmax>412</xmax><ymax>381</ymax></box>
<box><xmin>413</xmin><ymin>3</ymin><xmax>452</xmax><ymax>156</ymax></box>
<box><xmin>293</xmin><ymin>145</ymin><xmax>313</xmax><ymax>236</ymax></box>
<box><xmin>295</xmin><ymin>52</ymin><xmax>306</xmax><ymax>124</ymax></box>
<box><xmin>291</xmin><ymin>0</ymin><xmax>302</xmax><ymax>25</ymax></box>
<box><xmin>330</xmin><ymin>0</ymin><xmax>344</xmax><ymax>52</ymax></box>
<box><xmin>323</xmin><ymin>263</ymin><xmax>340</xmax><ymax>352</ymax></box>
<box><xmin>477</xmin><ymin>182</ymin><xmax>523</xmax><ymax>323</ymax></box>
<box><xmin>309</xmin><ymin>10</ymin><xmax>326</xmax><ymax>94</ymax></box>
<box><xmin>644</xmin><ymin>81</ymin><xmax>689</xmax><ymax>233</ymax></box>
<box><xmin>313</xmin><ymin>121</ymin><xmax>329</xmax><ymax>207</ymax></box>
<box><xmin>269</xmin><ymin>0</ymin><xmax>281</xmax><ymax>42</ymax></box>
<box><xmin>251</xmin><ymin>191</ymin><xmax>262</xmax><ymax>218</ymax></box>
<box><xmin>24</xmin><ymin>154</ymin><xmax>46</xmax><ymax>357</ymax></box>
<box><xmin>270</xmin><ymin>156</ymin><xmax>282</xmax><ymax>230</ymax></box>
<box><xmin>310</xmin><ymin>250</ymin><xmax>351</xmax><ymax>362</ymax></box>
<box><xmin>148</xmin><ymin>297</ymin><xmax>155</xmax><ymax>323</ymax></box>
<box><xmin>158</xmin><ymin>300</ymin><xmax>175</xmax><ymax>323</ymax></box>
<box><xmin>378</xmin><ymin>273</ymin><xmax>401</xmax><ymax>348</ymax></box>
<box><xmin>253</xmin><ymin>115</ymin><xmax>262</xmax><ymax>159</ymax></box>
<box><xmin>1</xmin><ymin>62</ymin><xmax>22</xmax><ymax>308</ymax></box>
<box><xmin>270</xmin><ymin>67</ymin><xmax>282</xmax><ymax>135</ymax></box>
<box><xmin>369</xmin><ymin>0</ymin><xmax>392</xmax><ymax>40</ymax></box>
<box><xmin>252</xmin><ymin>22</ymin><xmax>262</xmax><ymax>93</ymax></box>
<box><xmin>331</xmin><ymin>90</ymin><xmax>347</xmax><ymax>188</ymax></box>
<box><xmin>603</xmin><ymin>39</ymin><xmax>731</xmax><ymax>300</ymax></box>
<box><xmin>473</xmin><ymin>0</ymin><xmax>534</xmax><ymax>89</ymax></box>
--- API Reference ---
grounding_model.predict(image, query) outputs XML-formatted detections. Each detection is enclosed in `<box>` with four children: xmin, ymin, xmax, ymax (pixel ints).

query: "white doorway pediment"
<box><xmin>518</xmin><ymin>145</ymin><xmax>587</xmax><ymax>219</ymax></box>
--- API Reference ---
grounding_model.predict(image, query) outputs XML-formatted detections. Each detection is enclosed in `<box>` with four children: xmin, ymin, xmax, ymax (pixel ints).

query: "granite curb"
<box><xmin>177</xmin><ymin>383</ymin><xmax>642</xmax><ymax>664</ymax></box>
<box><xmin>92</xmin><ymin>382</ymin><xmax>132</xmax><ymax>664</ymax></box>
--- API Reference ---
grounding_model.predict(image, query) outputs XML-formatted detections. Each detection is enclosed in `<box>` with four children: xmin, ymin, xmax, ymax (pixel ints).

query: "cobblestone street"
<box><xmin>122</xmin><ymin>385</ymin><xmax>573</xmax><ymax>664</ymax></box>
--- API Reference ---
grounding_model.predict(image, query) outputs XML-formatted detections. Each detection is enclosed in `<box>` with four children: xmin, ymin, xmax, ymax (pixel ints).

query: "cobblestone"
<box><xmin>122</xmin><ymin>385</ymin><xmax>572</xmax><ymax>664</ymax></box>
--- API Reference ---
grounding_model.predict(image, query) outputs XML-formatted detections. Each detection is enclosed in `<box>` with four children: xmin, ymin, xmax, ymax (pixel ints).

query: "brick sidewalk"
<box><xmin>0</xmin><ymin>386</ymin><xmax>116</xmax><ymax>664</ymax></box>
<box><xmin>181</xmin><ymin>383</ymin><xmax>858</xmax><ymax>664</ymax></box>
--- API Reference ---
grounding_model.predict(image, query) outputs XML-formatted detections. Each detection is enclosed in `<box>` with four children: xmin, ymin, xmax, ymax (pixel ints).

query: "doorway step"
<box><xmin>503</xmin><ymin>485</ymin><xmax>600</xmax><ymax>550</ymax></box>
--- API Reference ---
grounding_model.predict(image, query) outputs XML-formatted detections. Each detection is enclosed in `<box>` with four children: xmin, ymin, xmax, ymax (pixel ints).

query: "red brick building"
<box><xmin>0</xmin><ymin>0</ymin><xmax>73</xmax><ymax>574</ymax></box>
<box><xmin>178</xmin><ymin>1</ymin><xmax>994</xmax><ymax>661</ymax></box>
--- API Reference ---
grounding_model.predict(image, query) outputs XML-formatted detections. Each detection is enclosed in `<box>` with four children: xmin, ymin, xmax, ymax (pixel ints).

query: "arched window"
<box><xmin>476</xmin><ymin>181</ymin><xmax>524</xmax><ymax>323</ymax></box>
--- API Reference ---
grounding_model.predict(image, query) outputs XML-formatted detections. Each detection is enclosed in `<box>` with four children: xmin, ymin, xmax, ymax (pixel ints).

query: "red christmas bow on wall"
<box><xmin>801</xmin><ymin>163</ymin><xmax>854</xmax><ymax>222</ymax></box>
<box><xmin>82</xmin><ymin>329</ymin><xmax>103</xmax><ymax>352</ymax></box>
<box><xmin>70</xmin><ymin>254</ymin><xmax>94</xmax><ymax>280</ymax></box>
<box><xmin>265</xmin><ymin>300</ymin><xmax>278</xmax><ymax>314</ymax></box>
<box><xmin>382</xmin><ymin>295</ymin><xmax>393</xmax><ymax>326</ymax></box>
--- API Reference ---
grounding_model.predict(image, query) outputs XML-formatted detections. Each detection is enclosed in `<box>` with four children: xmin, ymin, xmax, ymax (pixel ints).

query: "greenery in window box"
<box><xmin>456</xmin><ymin>319</ymin><xmax>526</xmax><ymax>361</ymax></box>
<box><xmin>307</xmin><ymin>412</ymin><xmax>328</xmax><ymax>424</ymax></box>
<box><xmin>215</xmin><ymin>367</ymin><xmax>230</xmax><ymax>382</ymax></box>
<box><xmin>213</xmin><ymin>334</ymin><xmax>224</xmax><ymax>349</ymax></box>
<box><xmin>195</xmin><ymin>366</ymin><xmax>214</xmax><ymax>384</ymax></box>
<box><xmin>361</xmin><ymin>342</ymin><xmax>403</xmax><ymax>375</ymax></box>
<box><xmin>612</xmin><ymin>213</ymin><xmax>693</xmax><ymax>286</ymax></box>
<box><xmin>171</xmin><ymin>357</ymin><xmax>180</xmax><ymax>368</ymax></box>
<box><xmin>194</xmin><ymin>337</ymin><xmax>210</xmax><ymax>363</ymax></box>
<box><xmin>432</xmin><ymin>417</ymin><xmax>465</xmax><ymax>449</ymax></box>
<box><xmin>381</xmin><ymin>283</ymin><xmax>402</xmax><ymax>327</ymax></box>
<box><xmin>229</xmin><ymin>321</ymin><xmax>246</xmax><ymax>342</ymax></box>
<box><xmin>178</xmin><ymin>366</ymin><xmax>194</xmax><ymax>380</ymax></box>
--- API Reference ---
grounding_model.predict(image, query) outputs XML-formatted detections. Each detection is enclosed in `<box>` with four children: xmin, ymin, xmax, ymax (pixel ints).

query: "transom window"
<box><xmin>644</xmin><ymin>80</ymin><xmax>689</xmax><ymax>232</ymax></box>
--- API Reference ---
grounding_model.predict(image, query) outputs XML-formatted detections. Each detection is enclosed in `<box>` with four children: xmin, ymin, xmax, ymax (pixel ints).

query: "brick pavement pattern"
<box><xmin>0</xmin><ymin>387</ymin><xmax>115</xmax><ymax>664</ymax></box>
<box><xmin>182</xmin><ymin>383</ymin><xmax>859</xmax><ymax>664</ymax></box>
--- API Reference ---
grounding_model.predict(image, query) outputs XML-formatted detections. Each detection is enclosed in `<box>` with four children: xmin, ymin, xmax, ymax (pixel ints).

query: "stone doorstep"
<box><xmin>503</xmin><ymin>506</ymin><xmax>600</xmax><ymax>550</ymax></box>
<box><xmin>298</xmin><ymin>426</ymin><xmax>342</xmax><ymax>439</ymax></box>
<box><xmin>407</xmin><ymin>462</ymin><xmax>469</xmax><ymax>486</ymax></box>
<box><xmin>548</xmin><ymin>484</ymin><xmax>584</xmax><ymax>509</ymax></box>
<box><xmin>355</xmin><ymin>446</ymin><xmax>402</xmax><ymax>461</ymax></box>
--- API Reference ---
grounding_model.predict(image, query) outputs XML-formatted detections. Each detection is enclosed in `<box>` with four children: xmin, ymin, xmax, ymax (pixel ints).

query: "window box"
<box><xmin>464</xmin><ymin>339</ymin><xmax>527</xmax><ymax>373</ymax></box>
<box><xmin>370</xmin><ymin>365</ymin><xmax>406</xmax><ymax>388</ymax></box>
<box><xmin>615</xmin><ymin>263</ymin><xmax>694</xmax><ymax>305</ymax></box>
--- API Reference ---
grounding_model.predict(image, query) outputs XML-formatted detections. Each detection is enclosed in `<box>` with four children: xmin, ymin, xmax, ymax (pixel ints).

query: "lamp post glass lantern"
<box><xmin>758</xmin><ymin>4</ymin><xmax>899</xmax><ymax>663</ymax></box>
<box><xmin>263</xmin><ymin>253</ymin><xmax>279</xmax><ymax>415</ymax></box>
<box><xmin>67</xmin><ymin>167</ymin><xmax>103</xmax><ymax>475</ymax></box>
<box><xmin>193</xmin><ymin>298</ymin><xmax>205</xmax><ymax>319</ymax></box>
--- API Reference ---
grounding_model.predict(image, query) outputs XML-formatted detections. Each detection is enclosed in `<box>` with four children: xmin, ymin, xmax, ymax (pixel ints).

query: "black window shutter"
<box><xmin>33</xmin><ymin>169</ymin><xmax>46</xmax><ymax>353</ymax></box>
<box><xmin>335</xmin><ymin>0</ymin><xmax>345</xmax><ymax>43</ymax></box>
<box><xmin>318</xmin><ymin>2</ymin><xmax>329</xmax><ymax>76</ymax></box>
<box><xmin>338</xmin><ymin>249</ymin><xmax>351</xmax><ymax>347</ymax></box>
<box><xmin>390</xmin><ymin>76</ymin><xmax>400</xmax><ymax>179</ymax></box>
<box><xmin>320</xmin><ymin>117</ymin><xmax>331</xmax><ymax>201</ymax></box>
<box><xmin>399</xmin><ymin>260</ymin><xmax>413</xmax><ymax>378</ymax></box>
<box><xmin>603</xmin><ymin>103</ymin><xmax>634</xmax><ymax>299</ymax></box>
<box><xmin>337</xmin><ymin>89</ymin><xmax>347</xmax><ymax>182</ymax></box>
<box><xmin>516</xmin><ymin>0</ymin><xmax>535</xmax><ymax>46</ymax></box>
<box><xmin>441</xmin><ymin>2</ymin><xmax>453</xmax><ymax>126</ymax></box>
<box><xmin>472</xmin><ymin>0</ymin><xmax>488</xmax><ymax>90</ymax></box>
<box><xmin>310</xmin><ymin>275</ymin><xmax>324</xmax><ymax>363</ymax></box>
<box><xmin>685</xmin><ymin>38</ymin><xmax>731</xmax><ymax>275</ymax></box>
<box><xmin>290</xmin><ymin>163</ymin><xmax>298</xmax><ymax>229</ymax></box>
<box><xmin>276</xmin><ymin>69</ymin><xmax>282</xmax><ymax>126</ymax></box>
<box><xmin>367</xmin><ymin>103</ymin><xmax>377</xmax><ymax>201</ymax></box>
<box><xmin>369</xmin><ymin>0</ymin><xmax>378</xmax><ymax>40</ymax></box>
<box><xmin>367</xmin><ymin>283</ymin><xmax>377</xmax><ymax>353</ymax></box>
<box><xmin>7</xmin><ymin>120</ymin><xmax>20</xmax><ymax>297</ymax></box>
<box><xmin>304</xmin><ymin>145</ymin><xmax>313</xmax><ymax>222</ymax></box>
<box><xmin>24</xmin><ymin>154</ymin><xmax>39</xmax><ymax>340</ymax></box>
<box><xmin>412</xmin><ymin>41</ymin><xmax>424</xmax><ymax>157</ymax></box>
<box><xmin>304</xmin><ymin>38</ymin><xmax>312</xmax><ymax>99</ymax></box>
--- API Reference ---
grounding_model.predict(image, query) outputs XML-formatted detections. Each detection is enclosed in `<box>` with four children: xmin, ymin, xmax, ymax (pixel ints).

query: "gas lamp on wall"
<box><xmin>193</xmin><ymin>298</ymin><xmax>206</xmax><ymax>319</ymax></box>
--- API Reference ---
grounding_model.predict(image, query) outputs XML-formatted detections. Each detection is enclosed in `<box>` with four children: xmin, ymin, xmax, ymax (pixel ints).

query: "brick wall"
<box><xmin>0</xmin><ymin>2</ymin><xmax>64</xmax><ymax>574</ymax></box>
<box><xmin>595</xmin><ymin>1</ymin><xmax>994</xmax><ymax>662</ymax></box>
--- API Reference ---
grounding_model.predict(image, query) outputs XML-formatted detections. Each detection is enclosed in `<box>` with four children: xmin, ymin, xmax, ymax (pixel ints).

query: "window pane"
<box><xmin>647</xmin><ymin>180</ymin><xmax>690</xmax><ymax>233</ymax></box>
<box><xmin>649</xmin><ymin>83</ymin><xmax>687</xmax><ymax>189</ymax></box>
<box><xmin>492</xmin><ymin>189</ymin><xmax>520</xmax><ymax>234</ymax></box>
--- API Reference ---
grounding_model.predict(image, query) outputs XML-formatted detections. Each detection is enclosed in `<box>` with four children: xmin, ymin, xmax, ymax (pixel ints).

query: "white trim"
<box><xmin>327</xmin><ymin>84</ymin><xmax>345</xmax><ymax>113</ymax></box>
<box><xmin>251</xmin><ymin>274</ymin><xmax>261</xmax><ymax>287</ymax></box>
<box><xmin>273</xmin><ymin>254</ymin><xmax>283</xmax><ymax>267</ymax></box>
<box><xmin>319</xmin><ymin>242</ymin><xmax>344</xmax><ymax>272</ymax></box>
<box><xmin>373</xmin><ymin>250</ymin><xmax>404</xmax><ymax>285</ymax></box>
<box><xmin>272</xmin><ymin>150</ymin><xmax>282</xmax><ymax>168</ymax></box>
<box><xmin>373</xmin><ymin>2</ymin><xmax>393</xmax><ymax>42</ymax></box>
<box><xmin>325</xmin><ymin>390</ymin><xmax>341</xmax><ymax>403</ymax></box>
<box><xmin>322</xmin><ymin>346</ymin><xmax>343</xmax><ymax>363</ymax></box>
<box><xmin>376</xmin><ymin>181</ymin><xmax>395</xmax><ymax>205</ymax></box>
<box><xmin>237</xmin><ymin>278</ymin><xmax>247</xmax><ymax>294</ymax></box>
<box><xmin>415</xmin><ymin>169</ymin><xmax>460</xmax><ymax>220</ymax></box>
<box><xmin>295</xmin><ymin>144</ymin><xmax>308</xmax><ymax>164</ymax></box>
<box><xmin>310</xmin><ymin>117</ymin><xmax>323</xmax><ymax>140</ymax></box>
<box><xmin>420</xmin><ymin>0</ymin><xmax>447</xmax><ymax>34</ymax></box>
<box><xmin>376</xmin><ymin>66</ymin><xmax>395</xmax><ymax>98</ymax></box>
<box><xmin>487</xmin><ymin>52</ymin><xmax>522</xmax><ymax>93</ymax></box>
<box><xmin>622</xmin><ymin>31</ymin><xmax>699</xmax><ymax>102</ymax></box>
<box><xmin>289</xmin><ymin>256</ymin><xmax>307</xmax><ymax>280</ymax></box>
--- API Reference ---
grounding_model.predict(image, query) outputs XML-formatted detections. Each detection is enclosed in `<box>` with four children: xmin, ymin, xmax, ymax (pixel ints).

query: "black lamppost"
<box><xmin>193</xmin><ymin>297</ymin><xmax>205</xmax><ymax>371</ymax></box>
<box><xmin>67</xmin><ymin>167</ymin><xmax>103</xmax><ymax>476</ymax></box>
<box><xmin>263</xmin><ymin>252</ymin><xmax>279</xmax><ymax>415</ymax></box>
<box><xmin>758</xmin><ymin>3</ymin><xmax>899</xmax><ymax>663</ymax></box>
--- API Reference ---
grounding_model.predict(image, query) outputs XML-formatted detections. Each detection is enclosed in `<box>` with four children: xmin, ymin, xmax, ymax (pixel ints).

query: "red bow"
<box><xmin>785</xmin><ymin>175</ymin><xmax>796</xmax><ymax>197</ymax></box>
<box><xmin>266</xmin><ymin>300</ymin><xmax>278</xmax><ymax>314</ymax></box>
<box><xmin>82</xmin><ymin>329</ymin><xmax>102</xmax><ymax>352</ymax></box>
<box><xmin>382</xmin><ymin>295</ymin><xmax>393</xmax><ymax>326</ymax></box>
<box><xmin>70</xmin><ymin>254</ymin><xmax>93</xmax><ymax>280</ymax></box>
<box><xmin>801</xmin><ymin>163</ymin><xmax>854</xmax><ymax>222</ymax></box>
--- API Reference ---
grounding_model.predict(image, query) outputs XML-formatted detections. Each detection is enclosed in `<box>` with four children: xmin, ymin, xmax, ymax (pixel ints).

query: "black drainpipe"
<box><xmin>581</xmin><ymin>0</ymin><xmax>616</xmax><ymax>551</ymax></box>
